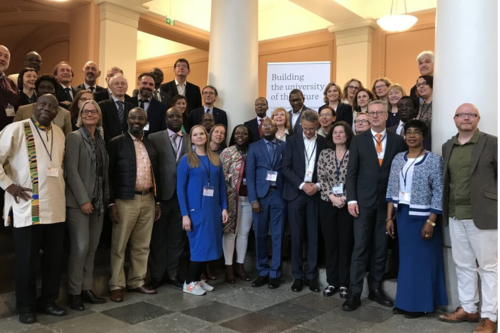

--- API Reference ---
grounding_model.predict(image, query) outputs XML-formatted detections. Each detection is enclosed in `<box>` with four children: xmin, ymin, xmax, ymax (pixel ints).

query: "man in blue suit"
<box><xmin>247</xmin><ymin>118</ymin><xmax>286</xmax><ymax>289</ymax></box>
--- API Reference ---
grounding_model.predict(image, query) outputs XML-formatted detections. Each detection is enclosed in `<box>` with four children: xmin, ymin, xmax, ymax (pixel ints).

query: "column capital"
<box><xmin>328</xmin><ymin>18</ymin><xmax>377</xmax><ymax>45</ymax></box>
<box><xmin>95</xmin><ymin>0</ymin><xmax>149</xmax><ymax>28</ymax></box>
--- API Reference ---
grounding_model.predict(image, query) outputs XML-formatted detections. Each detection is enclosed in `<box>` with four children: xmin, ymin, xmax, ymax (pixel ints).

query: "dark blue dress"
<box><xmin>177</xmin><ymin>155</ymin><xmax>227</xmax><ymax>262</ymax></box>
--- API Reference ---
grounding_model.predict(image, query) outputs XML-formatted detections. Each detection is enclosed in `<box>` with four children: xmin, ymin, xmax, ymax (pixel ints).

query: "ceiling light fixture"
<box><xmin>377</xmin><ymin>0</ymin><xmax>418</xmax><ymax>32</ymax></box>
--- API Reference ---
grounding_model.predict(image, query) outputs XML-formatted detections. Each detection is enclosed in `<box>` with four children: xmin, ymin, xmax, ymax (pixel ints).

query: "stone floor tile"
<box><xmin>220</xmin><ymin>312</ymin><xmax>295</xmax><ymax>333</ymax></box>
<box><xmin>85</xmin><ymin>289</ymin><xmax>165</xmax><ymax>312</ymax></box>
<box><xmin>136</xmin><ymin>312</ymin><xmax>211</xmax><ymax>333</ymax></box>
<box><xmin>20</xmin><ymin>328</ymin><xmax>57</xmax><ymax>333</ymax></box>
<box><xmin>36</xmin><ymin>309</ymin><xmax>95</xmax><ymax>326</ymax></box>
<box><xmin>258</xmin><ymin>302</ymin><xmax>324</xmax><ymax>324</ymax></box>
<box><xmin>216</xmin><ymin>289</ymin><xmax>282</xmax><ymax>311</ymax></box>
<box><xmin>200</xmin><ymin>324</ymin><xmax>241</xmax><ymax>333</ymax></box>
<box><xmin>107</xmin><ymin>325</ymin><xmax>155</xmax><ymax>333</ymax></box>
<box><xmin>0</xmin><ymin>316</ymin><xmax>46</xmax><ymax>333</ymax></box>
<box><xmin>101</xmin><ymin>301</ymin><xmax>171</xmax><ymax>325</ymax></box>
<box><xmin>286</xmin><ymin>293</ymin><xmax>344</xmax><ymax>312</ymax></box>
<box><xmin>331</xmin><ymin>304</ymin><xmax>393</xmax><ymax>323</ymax></box>
<box><xmin>281</xmin><ymin>327</ymin><xmax>322</xmax><ymax>333</ymax></box>
<box><xmin>146</xmin><ymin>290</ymin><xmax>209</xmax><ymax>312</ymax></box>
<box><xmin>181</xmin><ymin>301</ymin><xmax>249</xmax><ymax>323</ymax></box>
<box><xmin>300</xmin><ymin>311</ymin><xmax>375</xmax><ymax>333</ymax></box>
<box><xmin>48</xmin><ymin>312</ymin><xmax>130</xmax><ymax>333</ymax></box>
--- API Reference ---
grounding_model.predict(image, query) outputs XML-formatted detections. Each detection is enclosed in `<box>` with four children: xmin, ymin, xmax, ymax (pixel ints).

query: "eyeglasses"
<box><xmin>261</xmin><ymin>124</ymin><xmax>277</xmax><ymax>129</ymax></box>
<box><xmin>302</xmin><ymin>128</ymin><xmax>316</xmax><ymax>133</ymax></box>
<box><xmin>367</xmin><ymin>111</ymin><xmax>386</xmax><ymax>117</ymax></box>
<box><xmin>82</xmin><ymin>110</ymin><xmax>98</xmax><ymax>115</ymax></box>
<box><xmin>375</xmin><ymin>84</ymin><xmax>387</xmax><ymax>89</ymax></box>
<box><xmin>354</xmin><ymin>119</ymin><xmax>369</xmax><ymax>124</ymax></box>
<box><xmin>175</xmin><ymin>65</ymin><xmax>188</xmax><ymax>69</ymax></box>
<box><xmin>348</xmin><ymin>85</ymin><xmax>360</xmax><ymax>90</ymax></box>
<box><xmin>255</xmin><ymin>103</ymin><xmax>267</xmax><ymax>107</ymax></box>
<box><xmin>203</xmin><ymin>91</ymin><xmax>215</xmax><ymax>95</ymax></box>
<box><xmin>319</xmin><ymin>113</ymin><xmax>334</xmax><ymax>118</ymax></box>
<box><xmin>455</xmin><ymin>113</ymin><xmax>479</xmax><ymax>118</ymax></box>
<box><xmin>416</xmin><ymin>81</ymin><xmax>428</xmax><ymax>88</ymax></box>
<box><xmin>79</xmin><ymin>97</ymin><xmax>92</xmax><ymax>102</ymax></box>
<box><xmin>405</xmin><ymin>129</ymin><xmax>423</xmax><ymax>136</ymax></box>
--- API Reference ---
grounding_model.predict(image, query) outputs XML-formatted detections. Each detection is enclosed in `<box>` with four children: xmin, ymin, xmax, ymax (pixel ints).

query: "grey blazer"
<box><xmin>65</xmin><ymin>130</ymin><xmax>109</xmax><ymax>208</ymax></box>
<box><xmin>442</xmin><ymin>130</ymin><xmax>497</xmax><ymax>229</ymax></box>
<box><xmin>149</xmin><ymin>130</ymin><xmax>191</xmax><ymax>201</ymax></box>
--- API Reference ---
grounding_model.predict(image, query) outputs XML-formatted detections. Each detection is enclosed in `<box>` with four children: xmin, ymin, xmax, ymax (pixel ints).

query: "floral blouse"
<box><xmin>317</xmin><ymin>148</ymin><xmax>349</xmax><ymax>202</ymax></box>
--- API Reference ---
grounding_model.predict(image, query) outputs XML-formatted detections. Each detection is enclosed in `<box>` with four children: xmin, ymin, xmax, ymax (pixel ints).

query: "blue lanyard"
<box><xmin>304</xmin><ymin>141</ymin><xmax>317</xmax><ymax>166</ymax></box>
<box><xmin>199</xmin><ymin>156</ymin><xmax>211</xmax><ymax>185</ymax></box>
<box><xmin>401</xmin><ymin>149</ymin><xmax>425</xmax><ymax>188</ymax></box>
<box><xmin>333</xmin><ymin>149</ymin><xmax>347</xmax><ymax>181</ymax></box>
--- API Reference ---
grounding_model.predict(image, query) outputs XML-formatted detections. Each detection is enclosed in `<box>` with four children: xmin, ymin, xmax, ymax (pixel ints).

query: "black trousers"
<box><xmin>349</xmin><ymin>201</ymin><xmax>388</xmax><ymax>294</ymax></box>
<box><xmin>12</xmin><ymin>222</ymin><xmax>65</xmax><ymax>313</ymax></box>
<box><xmin>186</xmin><ymin>261</ymin><xmax>207</xmax><ymax>283</ymax></box>
<box><xmin>149</xmin><ymin>193</ymin><xmax>185</xmax><ymax>281</ymax></box>
<box><xmin>318</xmin><ymin>199</ymin><xmax>354</xmax><ymax>288</ymax></box>
<box><xmin>287</xmin><ymin>192</ymin><xmax>319</xmax><ymax>280</ymax></box>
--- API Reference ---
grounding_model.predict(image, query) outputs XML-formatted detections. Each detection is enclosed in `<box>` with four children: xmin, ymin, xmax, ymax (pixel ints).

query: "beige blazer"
<box><xmin>442</xmin><ymin>131</ymin><xmax>497</xmax><ymax>229</ymax></box>
<box><xmin>14</xmin><ymin>103</ymin><xmax>72</xmax><ymax>135</ymax></box>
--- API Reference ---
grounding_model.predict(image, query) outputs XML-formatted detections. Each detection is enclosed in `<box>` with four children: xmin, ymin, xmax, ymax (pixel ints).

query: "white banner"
<box><xmin>266</xmin><ymin>61</ymin><xmax>331</xmax><ymax>115</ymax></box>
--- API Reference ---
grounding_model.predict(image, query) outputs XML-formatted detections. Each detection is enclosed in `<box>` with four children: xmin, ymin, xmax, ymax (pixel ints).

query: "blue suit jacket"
<box><xmin>247</xmin><ymin>138</ymin><xmax>286</xmax><ymax>203</ymax></box>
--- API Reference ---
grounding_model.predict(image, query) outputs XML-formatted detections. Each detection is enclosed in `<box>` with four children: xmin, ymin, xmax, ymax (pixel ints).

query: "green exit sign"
<box><xmin>166</xmin><ymin>17</ymin><xmax>175</xmax><ymax>26</ymax></box>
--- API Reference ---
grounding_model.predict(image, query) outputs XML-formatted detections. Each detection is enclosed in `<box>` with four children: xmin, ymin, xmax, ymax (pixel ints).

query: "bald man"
<box><xmin>77</xmin><ymin>61</ymin><xmax>104</xmax><ymax>93</ymax></box>
<box><xmin>439</xmin><ymin>104</ymin><xmax>497</xmax><ymax>333</ymax></box>
<box><xmin>0</xmin><ymin>45</ymin><xmax>18</xmax><ymax>131</ymax></box>
<box><xmin>8</xmin><ymin>51</ymin><xmax>42</xmax><ymax>88</ymax></box>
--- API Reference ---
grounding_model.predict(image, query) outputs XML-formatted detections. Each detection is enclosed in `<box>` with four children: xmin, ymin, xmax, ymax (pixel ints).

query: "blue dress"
<box><xmin>177</xmin><ymin>155</ymin><xmax>228</xmax><ymax>262</ymax></box>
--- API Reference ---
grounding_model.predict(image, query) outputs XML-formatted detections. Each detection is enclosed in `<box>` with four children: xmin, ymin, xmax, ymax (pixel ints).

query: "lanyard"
<box><xmin>333</xmin><ymin>149</ymin><xmax>347</xmax><ymax>181</ymax></box>
<box><xmin>304</xmin><ymin>140</ymin><xmax>317</xmax><ymax>167</ymax></box>
<box><xmin>200</xmin><ymin>156</ymin><xmax>211</xmax><ymax>185</ymax></box>
<box><xmin>372</xmin><ymin>134</ymin><xmax>386</xmax><ymax>146</ymax></box>
<box><xmin>401</xmin><ymin>149</ymin><xmax>425</xmax><ymax>188</ymax></box>
<box><xmin>31</xmin><ymin>118</ymin><xmax>53</xmax><ymax>162</ymax></box>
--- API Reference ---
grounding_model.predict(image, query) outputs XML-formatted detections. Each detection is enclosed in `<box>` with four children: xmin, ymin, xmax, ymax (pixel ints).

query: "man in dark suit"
<box><xmin>148</xmin><ymin>107</ymin><xmax>190</xmax><ymax>290</ymax></box>
<box><xmin>247</xmin><ymin>118</ymin><xmax>286</xmax><ymax>289</ymax></box>
<box><xmin>282</xmin><ymin>110</ymin><xmax>326</xmax><ymax>293</ymax></box>
<box><xmin>288</xmin><ymin>89</ymin><xmax>312</xmax><ymax>135</ymax></box>
<box><xmin>132</xmin><ymin>68</ymin><xmax>171</xmax><ymax>106</ymax></box>
<box><xmin>439</xmin><ymin>103</ymin><xmax>497</xmax><ymax>333</ymax></box>
<box><xmin>99</xmin><ymin>75</ymin><xmax>134</xmax><ymax>144</ymax></box>
<box><xmin>94</xmin><ymin>66</ymin><xmax>129</xmax><ymax>103</ymax></box>
<box><xmin>187</xmin><ymin>85</ymin><xmax>227</xmax><ymax>133</ymax></box>
<box><xmin>53</xmin><ymin>61</ymin><xmax>79</xmax><ymax>109</ymax></box>
<box><xmin>160</xmin><ymin>58</ymin><xmax>201</xmax><ymax>112</ymax></box>
<box><xmin>388</xmin><ymin>96</ymin><xmax>417</xmax><ymax>136</ymax></box>
<box><xmin>127</xmin><ymin>73</ymin><xmax>167</xmax><ymax>137</ymax></box>
<box><xmin>77</xmin><ymin>61</ymin><xmax>105</xmax><ymax>93</ymax></box>
<box><xmin>343</xmin><ymin>100</ymin><xmax>406</xmax><ymax>312</ymax></box>
<box><xmin>244</xmin><ymin>97</ymin><xmax>268</xmax><ymax>140</ymax></box>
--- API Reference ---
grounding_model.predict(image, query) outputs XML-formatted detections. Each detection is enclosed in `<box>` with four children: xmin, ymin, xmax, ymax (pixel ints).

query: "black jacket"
<box><xmin>318</xmin><ymin>102</ymin><xmax>353</xmax><ymax>125</ymax></box>
<box><xmin>160</xmin><ymin>80</ymin><xmax>202</xmax><ymax>112</ymax></box>
<box><xmin>107</xmin><ymin>133</ymin><xmax>161</xmax><ymax>203</ymax></box>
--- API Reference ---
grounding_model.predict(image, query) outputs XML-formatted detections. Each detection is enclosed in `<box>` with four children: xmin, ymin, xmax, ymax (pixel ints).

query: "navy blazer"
<box><xmin>282</xmin><ymin>133</ymin><xmax>326</xmax><ymax>201</ymax></box>
<box><xmin>287</xmin><ymin>105</ymin><xmax>312</xmax><ymax>135</ymax></box>
<box><xmin>247</xmin><ymin>138</ymin><xmax>286</xmax><ymax>202</ymax></box>
<box><xmin>99</xmin><ymin>99</ymin><xmax>135</xmax><ymax>144</ymax></box>
<box><xmin>56</xmin><ymin>85</ymin><xmax>79</xmax><ymax>109</ymax></box>
<box><xmin>160</xmin><ymin>80</ymin><xmax>202</xmax><ymax>112</ymax></box>
<box><xmin>127</xmin><ymin>97</ymin><xmax>167</xmax><ymax>137</ymax></box>
<box><xmin>244</xmin><ymin>117</ymin><xmax>263</xmax><ymax>141</ymax></box>
<box><xmin>187</xmin><ymin>106</ymin><xmax>228</xmax><ymax>133</ymax></box>
<box><xmin>76</xmin><ymin>83</ymin><xmax>105</xmax><ymax>92</ymax></box>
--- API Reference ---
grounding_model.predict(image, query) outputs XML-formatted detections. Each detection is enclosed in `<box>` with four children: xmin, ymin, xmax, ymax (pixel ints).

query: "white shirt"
<box><xmin>398</xmin><ymin>156</ymin><xmax>424</xmax><ymax>205</ymax></box>
<box><xmin>83</xmin><ymin>83</ymin><xmax>97</xmax><ymax>91</ymax></box>
<box><xmin>175</xmin><ymin>79</ymin><xmax>186</xmax><ymax>96</ymax></box>
<box><xmin>299</xmin><ymin>133</ymin><xmax>321</xmax><ymax>190</ymax></box>
<box><xmin>0</xmin><ymin>120</ymin><xmax>66</xmax><ymax>227</ymax></box>
<box><xmin>370</xmin><ymin>128</ymin><xmax>387</xmax><ymax>160</ymax></box>
<box><xmin>291</xmin><ymin>106</ymin><xmax>304</xmax><ymax>128</ymax></box>
<box><xmin>137</xmin><ymin>96</ymin><xmax>151</xmax><ymax>111</ymax></box>
<box><xmin>396</xmin><ymin>120</ymin><xmax>405</xmax><ymax>137</ymax></box>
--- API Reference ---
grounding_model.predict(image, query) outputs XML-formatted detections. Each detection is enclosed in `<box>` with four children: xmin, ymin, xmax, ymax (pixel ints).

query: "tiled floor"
<box><xmin>0</xmin><ymin>276</ymin><xmax>478</xmax><ymax>333</ymax></box>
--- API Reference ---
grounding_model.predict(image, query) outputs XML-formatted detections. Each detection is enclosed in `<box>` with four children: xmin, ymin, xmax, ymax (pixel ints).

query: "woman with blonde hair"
<box><xmin>319</xmin><ymin>82</ymin><xmax>352</xmax><ymax>125</ymax></box>
<box><xmin>387</xmin><ymin>84</ymin><xmax>406</xmax><ymax>128</ymax></box>
<box><xmin>372</xmin><ymin>77</ymin><xmax>393</xmax><ymax>109</ymax></box>
<box><xmin>342</xmin><ymin>78</ymin><xmax>364</xmax><ymax>106</ymax></box>
<box><xmin>271</xmin><ymin>107</ymin><xmax>291</xmax><ymax>141</ymax></box>
<box><xmin>177</xmin><ymin>125</ymin><xmax>228</xmax><ymax>296</ymax></box>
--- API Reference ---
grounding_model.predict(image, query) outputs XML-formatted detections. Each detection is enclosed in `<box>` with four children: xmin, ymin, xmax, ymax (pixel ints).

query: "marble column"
<box><xmin>328</xmin><ymin>19</ymin><xmax>377</xmax><ymax>88</ymax></box>
<box><xmin>433</xmin><ymin>0</ymin><xmax>497</xmax><ymax>311</ymax></box>
<box><xmin>95</xmin><ymin>0</ymin><xmax>149</xmax><ymax>94</ymax></box>
<box><xmin>207</xmin><ymin>0</ymin><xmax>259</xmax><ymax>135</ymax></box>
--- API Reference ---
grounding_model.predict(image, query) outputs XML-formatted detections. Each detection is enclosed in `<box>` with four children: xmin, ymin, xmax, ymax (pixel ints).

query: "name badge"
<box><xmin>143</xmin><ymin>122</ymin><xmax>150</xmax><ymax>131</ymax></box>
<box><xmin>266</xmin><ymin>171</ymin><xmax>278</xmax><ymax>182</ymax></box>
<box><xmin>400</xmin><ymin>191</ymin><xmax>411</xmax><ymax>202</ymax></box>
<box><xmin>332</xmin><ymin>183</ymin><xmax>343</xmax><ymax>196</ymax></box>
<box><xmin>5</xmin><ymin>104</ymin><xmax>15</xmax><ymax>117</ymax></box>
<box><xmin>203</xmin><ymin>185</ymin><xmax>214</xmax><ymax>197</ymax></box>
<box><xmin>46</xmin><ymin>166</ymin><xmax>59</xmax><ymax>178</ymax></box>
<box><xmin>305</xmin><ymin>170</ymin><xmax>313</xmax><ymax>181</ymax></box>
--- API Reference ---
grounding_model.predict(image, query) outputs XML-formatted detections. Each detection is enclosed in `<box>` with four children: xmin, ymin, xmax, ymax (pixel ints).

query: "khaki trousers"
<box><xmin>109</xmin><ymin>193</ymin><xmax>155</xmax><ymax>290</ymax></box>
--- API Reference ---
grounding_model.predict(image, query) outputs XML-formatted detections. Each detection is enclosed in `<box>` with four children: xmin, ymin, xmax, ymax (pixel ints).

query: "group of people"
<box><xmin>0</xmin><ymin>45</ymin><xmax>496</xmax><ymax>333</ymax></box>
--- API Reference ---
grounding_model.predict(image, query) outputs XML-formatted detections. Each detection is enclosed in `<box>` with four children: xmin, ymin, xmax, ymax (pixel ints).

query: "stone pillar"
<box><xmin>433</xmin><ymin>0</ymin><xmax>497</xmax><ymax>311</ymax></box>
<box><xmin>95</xmin><ymin>0</ymin><xmax>148</xmax><ymax>94</ymax></box>
<box><xmin>328</xmin><ymin>19</ymin><xmax>377</xmax><ymax>88</ymax></box>
<box><xmin>207</xmin><ymin>0</ymin><xmax>258</xmax><ymax>134</ymax></box>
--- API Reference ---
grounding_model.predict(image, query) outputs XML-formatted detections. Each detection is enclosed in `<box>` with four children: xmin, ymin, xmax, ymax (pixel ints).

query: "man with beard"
<box><xmin>107</xmin><ymin>107</ymin><xmax>161</xmax><ymax>302</ymax></box>
<box><xmin>133</xmin><ymin>68</ymin><xmax>171</xmax><ymax>105</ymax></box>
<box><xmin>127</xmin><ymin>73</ymin><xmax>167</xmax><ymax>137</ymax></box>
<box><xmin>77</xmin><ymin>61</ymin><xmax>104</xmax><ymax>93</ymax></box>
<box><xmin>8</xmin><ymin>51</ymin><xmax>42</xmax><ymax>87</ymax></box>
<box><xmin>244</xmin><ymin>97</ymin><xmax>268</xmax><ymax>140</ymax></box>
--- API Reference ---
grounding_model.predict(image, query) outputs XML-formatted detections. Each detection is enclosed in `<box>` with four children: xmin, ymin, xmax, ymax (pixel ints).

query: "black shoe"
<box><xmin>340</xmin><ymin>287</ymin><xmax>349</xmax><ymax>299</ymax></box>
<box><xmin>81</xmin><ymin>290</ymin><xmax>107</xmax><ymax>304</ymax></box>
<box><xmin>342</xmin><ymin>292</ymin><xmax>361</xmax><ymax>311</ymax></box>
<box><xmin>149</xmin><ymin>279</ymin><xmax>164</xmax><ymax>290</ymax></box>
<box><xmin>323</xmin><ymin>285</ymin><xmax>338</xmax><ymax>297</ymax></box>
<box><xmin>291</xmin><ymin>279</ymin><xmax>304</xmax><ymax>292</ymax></box>
<box><xmin>18</xmin><ymin>311</ymin><xmax>36</xmax><ymax>324</ymax></box>
<box><xmin>268</xmin><ymin>278</ymin><xmax>280</xmax><ymax>289</ymax></box>
<box><xmin>405</xmin><ymin>311</ymin><xmax>424</xmax><ymax>319</ymax></box>
<box><xmin>393</xmin><ymin>306</ymin><xmax>406</xmax><ymax>315</ymax></box>
<box><xmin>309</xmin><ymin>280</ymin><xmax>320</xmax><ymax>292</ymax></box>
<box><xmin>165</xmin><ymin>277</ymin><xmax>184</xmax><ymax>288</ymax></box>
<box><xmin>368</xmin><ymin>288</ymin><xmax>394</xmax><ymax>307</ymax></box>
<box><xmin>68</xmin><ymin>294</ymin><xmax>84</xmax><ymax>311</ymax></box>
<box><xmin>252</xmin><ymin>276</ymin><xmax>269</xmax><ymax>287</ymax></box>
<box><xmin>37</xmin><ymin>302</ymin><xmax>68</xmax><ymax>316</ymax></box>
<box><xmin>303</xmin><ymin>278</ymin><xmax>310</xmax><ymax>286</ymax></box>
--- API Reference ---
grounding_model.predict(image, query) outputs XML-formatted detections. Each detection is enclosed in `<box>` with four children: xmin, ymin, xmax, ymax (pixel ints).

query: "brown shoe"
<box><xmin>474</xmin><ymin>318</ymin><xmax>497</xmax><ymax>333</ymax></box>
<box><xmin>203</xmin><ymin>264</ymin><xmax>216</xmax><ymax>280</ymax></box>
<box><xmin>110</xmin><ymin>289</ymin><xmax>123</xmax><ymax>302</ymax></box>
<box><xmin>128</xmin><ymin>284</ymin><xmax>157</xmax><ymax>294</ymax></box>
<box><xmin>439</xmin><ymin>307</ymin><xmax>480</xmax><ymax>323</ymax></box>
<box><xmin>225</xmin><ymin>265</ymin><xmax>236</xmax><ymax>284</ymax></box>
<box><xmin>234</xmin><ymin>263</ymin><xmax>250</xmax><ymax>281</ymax></box>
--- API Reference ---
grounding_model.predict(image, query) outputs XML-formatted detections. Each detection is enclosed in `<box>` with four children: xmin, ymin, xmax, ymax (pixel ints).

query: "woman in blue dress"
<box><xmin>385</xmin><ymin>119</ymin><xmax>448</xmax><ymax>318</ymax></box>
<box><xmin>177</xmin><ymin>125</ymin><xmax>228</xmax><ymax>296</ymax></box>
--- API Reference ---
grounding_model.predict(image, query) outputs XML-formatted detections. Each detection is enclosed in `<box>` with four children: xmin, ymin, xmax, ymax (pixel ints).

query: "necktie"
<box><xmin>267</xmin><ymin>141</ymin><xmax>275</xmax><ymax>165</ymax></box>
<box><xmin>206</xmin><ymin>108</ymin><xmax>211</xmax><ymax>114</ymax></box>
<box><xmin>153</xmin><ymin>90</ymin><xmax>160</xmax><ymax>102</ymax></box>
<box><xmin>116</xmin><ymin>100</ymin><xmax>124</xmax><ymax>125</ymax></box>
<box><xmin>258</xmin><ymin>118</ymin><xmax>263</xmax><ymax>138</ymax></box>
<box><xmin>64</xmin><ymin>88</ymin><xmax>73</xmax><ymax>102</ymax></box>
<box><xmin>139</xmin><ymin>99</ymin><xmax>146</xmax><ymax>109</ymax></box>
<box><xmin>399</xmin><ymin>127</ymin><xmax>405</xmax><ymax>137</ymax></box>
<box><xmin>171</xmin><ymin>133</ymin><xmax>178</xmax><ymax>155</ymax></box>
<box><xmin>89</xmin><ymin>86</ymin><xmax>95</xmax><ymax>93</ymax></box>
<box><xmin>376</xmin><ymin>133</ymin><xmax>383</xmax><ymax>166</ymax></box>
